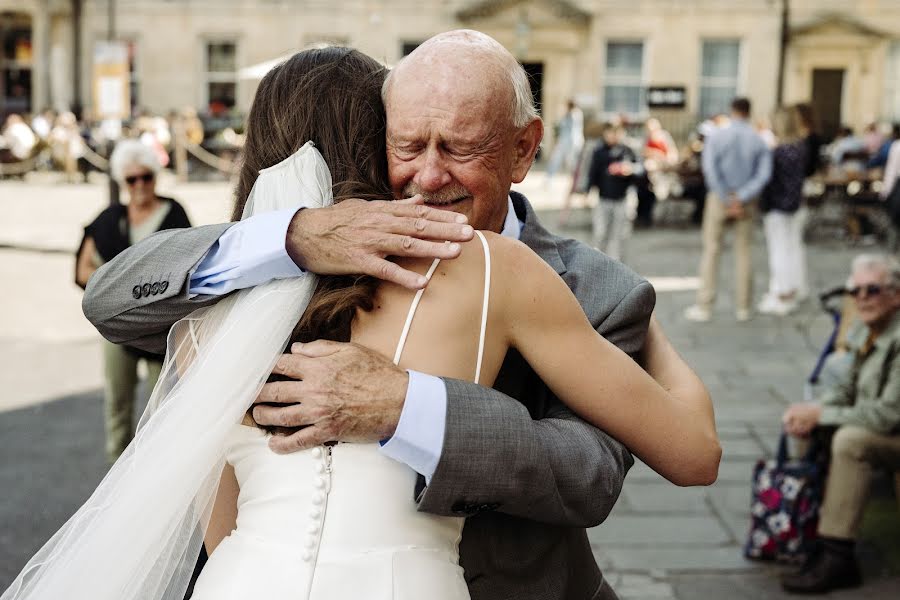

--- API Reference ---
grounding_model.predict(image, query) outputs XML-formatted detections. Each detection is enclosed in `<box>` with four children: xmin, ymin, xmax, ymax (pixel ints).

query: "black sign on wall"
<box><xmin>647</xmin><ymin>86</ymin><xmax>687</xmax><ymax>109</ymax></box>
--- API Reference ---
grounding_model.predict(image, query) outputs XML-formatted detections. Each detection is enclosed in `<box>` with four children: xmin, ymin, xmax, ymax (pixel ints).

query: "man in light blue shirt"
<box><xmin>685</xmin><ymin>97</ymin><xmax>772</xmax><ymax>323</ymax></box>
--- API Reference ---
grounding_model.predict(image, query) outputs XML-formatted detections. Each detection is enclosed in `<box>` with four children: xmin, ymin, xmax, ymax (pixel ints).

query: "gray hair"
<box><xmin>509</xmin><ymin>63</ymin><xmax>539</xmax><ymax>128</ymax></box>
<box><xmin>383</xmin><ymin>30</ymin><xmax>539</xmax><ymax>129</ymax></box>
<box><xmin>109</xmin><ymin>139</ymin><xmax>161</xmax><ymax>184</ymax></box>
<box><xmin>851</xmin><ymin>253</ymin><xmax>900</xmax><ymax>286</ymax></box>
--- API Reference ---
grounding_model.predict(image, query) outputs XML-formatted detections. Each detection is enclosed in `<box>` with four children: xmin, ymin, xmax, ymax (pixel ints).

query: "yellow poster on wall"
<box><xmin>93</xmin><ymin>41</ymin><xmax>130</xmax><ymax>120</ymax></box>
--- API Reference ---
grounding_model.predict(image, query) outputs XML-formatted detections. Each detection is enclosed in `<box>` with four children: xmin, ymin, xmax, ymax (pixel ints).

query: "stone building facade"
<box><xmin>4</xmin><ymin>0</ymin><xmax>900</xmax><ymax>141</ymax></box>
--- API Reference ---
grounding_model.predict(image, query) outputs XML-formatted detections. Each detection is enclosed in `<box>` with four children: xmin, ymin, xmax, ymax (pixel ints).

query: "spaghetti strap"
<box><xmin>392</xmin><ymin>258</ymin><xmax>442</xmax><ymax>365</ymax></box>
<box><xmin>391</xmin><ymin>233</ymin><xmax>491</xmax><ymax>384</ymax></box>
<box><xmin>473</xmin><ymin>231</ymin><xmax>491</xmax><ymax>384</ymax></box>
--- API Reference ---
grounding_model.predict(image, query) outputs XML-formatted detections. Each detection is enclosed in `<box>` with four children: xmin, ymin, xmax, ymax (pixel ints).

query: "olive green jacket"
<box><xmin>820</xmin><ymin>311</ymin><xmax>900</xmax><ymax>434</ymax></box>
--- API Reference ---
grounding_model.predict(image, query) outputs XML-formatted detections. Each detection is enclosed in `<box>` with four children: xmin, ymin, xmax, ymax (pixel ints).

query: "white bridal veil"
<box><xmin>2</xmin><ymin>142</ymin><xmax>332</xmax><ymax>600</ymax></box>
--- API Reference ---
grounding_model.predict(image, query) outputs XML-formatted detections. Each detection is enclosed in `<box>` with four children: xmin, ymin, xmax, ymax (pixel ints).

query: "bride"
<box><xmin>3</xmin><ymin>48</ymin><xmax>718</xmax><ymax>600</ymax></box>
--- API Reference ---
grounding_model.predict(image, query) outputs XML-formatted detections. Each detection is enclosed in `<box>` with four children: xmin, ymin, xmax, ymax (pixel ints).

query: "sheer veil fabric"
<box><xmin>2</xmin><ymin>142</ymin><xmax>332</xmax><ymax>600</ymax></box>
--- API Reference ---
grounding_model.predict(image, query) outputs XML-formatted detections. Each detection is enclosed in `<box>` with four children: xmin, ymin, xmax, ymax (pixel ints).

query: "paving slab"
<box><xmin>623</xmin><ymin>482</ymin><xmax>710</xmax><ymax>514</ymax></box>
<box><xmin>594</xmin><ymin>546</ymin><xmax>757</xmax><ymax>572</ymax></box>
<box><xmin>592</xmin><ymin>515</ymin><xmax>731</xmax><ymax>546</ymax></box>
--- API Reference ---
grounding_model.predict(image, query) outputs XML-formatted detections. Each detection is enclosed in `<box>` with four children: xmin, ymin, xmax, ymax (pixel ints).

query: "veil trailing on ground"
<box><xmin>2</xmin><ymin>142</ymin><xmax>331</xmax><ymax>600</ymax></box>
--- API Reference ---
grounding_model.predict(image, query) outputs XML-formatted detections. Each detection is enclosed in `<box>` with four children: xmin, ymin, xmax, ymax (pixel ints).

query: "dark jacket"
<box><xmin>587</xmin><ymin>143</ymin><xmax>637</xmax><ymax>201</ymax></box>
<box><xmin>761</xmin><ymin>141</ymin><xmax>807</xmax><ymax>214</ymax></box>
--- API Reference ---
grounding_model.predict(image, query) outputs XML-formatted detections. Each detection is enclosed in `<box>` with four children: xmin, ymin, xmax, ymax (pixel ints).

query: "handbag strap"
<box><xmin>776</xmin><ymin>430</ymin><xmax>821</xmax><ymax>466</ymax></box>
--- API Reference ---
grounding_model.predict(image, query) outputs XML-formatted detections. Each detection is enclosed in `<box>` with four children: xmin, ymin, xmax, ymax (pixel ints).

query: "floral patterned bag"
<box><xmin>744</xmin><ymin>433</ymin><xmax>824</xmax><ymax>564</ymax></box>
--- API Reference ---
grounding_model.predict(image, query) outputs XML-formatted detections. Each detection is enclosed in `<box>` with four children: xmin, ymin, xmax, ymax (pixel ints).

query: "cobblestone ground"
<box><xmin>1</xmin><ymin>174</ymin><xmax>898</xmax><ymax>598</ymax></box>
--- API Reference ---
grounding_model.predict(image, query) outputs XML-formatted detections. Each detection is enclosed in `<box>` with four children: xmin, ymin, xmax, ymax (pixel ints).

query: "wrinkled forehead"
<box><xmin>386</xmin><ymin>52</ymin><xmax>512</xmax><ymax>127</ymax></box>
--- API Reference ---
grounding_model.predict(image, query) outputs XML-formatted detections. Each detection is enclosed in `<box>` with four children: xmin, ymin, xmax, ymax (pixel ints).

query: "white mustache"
<box><xmin>402</xmin><ymin>183</ymin><xmax>470</xmax><ymax>204</ymax></box>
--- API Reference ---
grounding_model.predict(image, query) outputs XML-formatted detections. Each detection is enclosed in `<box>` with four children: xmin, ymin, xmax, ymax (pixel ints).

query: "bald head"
<box><xmin>382</xmin><ymin>29</ymin><xmax>544</xmax><ymax>233</ymax></box>
<box><xmin>384</xmin><ymin>29</ymin><xmax>538</xmax><ymax>129</ymax></box>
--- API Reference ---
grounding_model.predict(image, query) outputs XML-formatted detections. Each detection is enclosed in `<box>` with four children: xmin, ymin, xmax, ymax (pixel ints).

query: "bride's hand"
<box><xmin>286</xmin><ymin>195</ymin><xmax>475</xmax><ymax>290</ymax></box>
<box><xmin>252</xmin><ymin>340</ymin><xmax>409</xmax><ymax>453</ymax></box>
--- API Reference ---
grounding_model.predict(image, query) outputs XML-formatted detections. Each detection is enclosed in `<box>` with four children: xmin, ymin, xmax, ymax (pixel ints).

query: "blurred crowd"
<box><xmin>549</xmin><ymin>100</ymin><xmax>900</xmax><ymax>312</ymax></box>
<box><xmin>0</xmin><ymin>107</ymin><xmax>243</xmax><ymax>182</ymax></box>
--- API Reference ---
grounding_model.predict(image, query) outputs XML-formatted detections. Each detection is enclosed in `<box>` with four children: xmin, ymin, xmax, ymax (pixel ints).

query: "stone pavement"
<box><xmin>1</xmin><ymin>174</ymin><xmax>899</xmax><ymax>598</ymax></box>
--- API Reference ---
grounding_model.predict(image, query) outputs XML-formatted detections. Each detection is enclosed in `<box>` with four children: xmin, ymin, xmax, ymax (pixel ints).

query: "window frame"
<box><xmin>697</xmin><ymin>38</ymin><xmax>743</xmax><ymax>119</ymax></box>
<box><xmin>601</xmin><ymin>39</ymin><xmax>648</xmax><ymax>118</ymax></box>
<box><xmin>202</xmin><ymin>38</ymin><xmax>239</xmax><ymax>112</ymax></box>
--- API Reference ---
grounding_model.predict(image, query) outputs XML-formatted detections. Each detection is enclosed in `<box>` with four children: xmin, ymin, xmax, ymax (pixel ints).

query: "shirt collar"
<box><xmin>500</xmin><ymin>196</ymin><xmax>522</xmax><ymax>240</ymax></box>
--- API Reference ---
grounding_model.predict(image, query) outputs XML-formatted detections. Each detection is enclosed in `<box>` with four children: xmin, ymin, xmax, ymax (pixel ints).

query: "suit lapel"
<box><xmin>510</xmin><ymin>191</ymin><xmax>567</xmax><ymax>276</ymax></box>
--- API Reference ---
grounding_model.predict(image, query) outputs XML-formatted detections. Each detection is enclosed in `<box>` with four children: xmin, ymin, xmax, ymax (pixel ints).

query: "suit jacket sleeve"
<box><xmin>416</xmin><ymin>279</ymin><xmax>655</xmax><ymax>528</ymax></box>
<box><xmin>82</xmin><ymin>223</ymin><xmax>235</xmax><ymax>355</ymax></box>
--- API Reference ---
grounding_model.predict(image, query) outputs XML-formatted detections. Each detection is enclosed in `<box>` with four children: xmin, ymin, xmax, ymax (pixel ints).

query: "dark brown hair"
<box><xmin>234</xmin><ymin>47</ymin><xmax>390</xmax><ymax>345</ymax></box>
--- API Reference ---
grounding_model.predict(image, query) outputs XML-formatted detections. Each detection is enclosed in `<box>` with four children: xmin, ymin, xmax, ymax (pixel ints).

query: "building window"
<box><xmin>884</xmin><ymin>41</ymin><xmax>900</xmax><ymax>122</ymax></box>
<box><xmin>698</xmin><ymin>40</ymin><xmax>741</xmax><ymax>119</ymax></box>
<box><xmin>205</xmin><ymin>41</ymin><xmax>237</xmax><ymax>115</ymax></box>
<box><xmin>603</xmin><ymin>41</ymin><xmax>644</xmax><ymax>116</ymax></box>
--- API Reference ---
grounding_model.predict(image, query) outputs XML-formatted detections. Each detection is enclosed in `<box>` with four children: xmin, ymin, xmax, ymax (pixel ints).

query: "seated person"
<box><xmin>780</xmin><ymin>254</ymin><xmax>900</xmax><ymax>594</ymax></box>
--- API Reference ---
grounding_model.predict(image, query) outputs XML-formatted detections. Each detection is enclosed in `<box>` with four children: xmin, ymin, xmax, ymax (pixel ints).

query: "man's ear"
<box><xmin>511</xmin><ymin>119</ymin><xmax>544</xmax><ymax>184</ymax></box>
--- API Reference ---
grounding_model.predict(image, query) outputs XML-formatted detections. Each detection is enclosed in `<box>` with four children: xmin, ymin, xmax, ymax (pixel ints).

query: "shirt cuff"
<box><xmin>189</xmin><ymin>207</ymin><xmax>303</xmax><ymax>296</ymax></box>
<box><xmin>379</xmin><ymin>370</ymin><xmax>447</xmax><ymax>483</ymax></box>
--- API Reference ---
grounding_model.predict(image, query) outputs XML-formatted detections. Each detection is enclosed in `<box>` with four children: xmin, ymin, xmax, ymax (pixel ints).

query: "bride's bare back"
<box><xmin>352</xmin><ymin>232</ymin><xmax>506</xmax><ymax>386</ymax></box>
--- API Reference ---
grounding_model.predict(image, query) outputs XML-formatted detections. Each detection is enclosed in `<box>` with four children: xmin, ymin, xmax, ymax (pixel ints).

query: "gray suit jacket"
<box><xmin>82</xmin><ymin>192</ymin><xmax>655</xmax><ymax>600</ymax></box>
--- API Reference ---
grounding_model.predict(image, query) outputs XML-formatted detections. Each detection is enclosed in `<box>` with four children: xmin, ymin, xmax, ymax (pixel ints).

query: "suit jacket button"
<box><xmin>159</xmin><ymin>280</ymin><xmax>169</xmax><ymax>294</ymax></box>
<box><xmin>150</xmin><ymin>282</ymin><xmax>160</xmax><ymax>295</ymax></box>
<box><xmin>132</xmin><ymin>285</ymin><xmax>142</xmax><ymax>300</ymax></box>
<box><xmin>141</xmin><ymin>282</ymin><xmax>151</xmax><ymax>297</ymax></box>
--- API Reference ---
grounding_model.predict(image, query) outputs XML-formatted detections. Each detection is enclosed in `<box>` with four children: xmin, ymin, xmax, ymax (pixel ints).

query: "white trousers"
<box><xmin>763</xmin><ymin>209</ymin><xmax>808</xmax><ymax>298</ymax></box>
<box><xmin>592</xmin><ymin>198</ymin><xmax>631</xmax><ymax>261</ymax></box>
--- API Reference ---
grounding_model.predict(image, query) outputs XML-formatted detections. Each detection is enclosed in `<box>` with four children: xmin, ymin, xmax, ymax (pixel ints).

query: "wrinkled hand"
<box><xmin>252</xmin><ymin>340</ymin><xmax>409</xmax><ymax>454</ymax></box>
<box><xmin>782</xmin><ymin>403</ymin><xmax>822</xmax><ymax>437</ymax></box>
<box><xmin>286</xmin><ymin>195</ymin><xmax>475</xmax><ymax>289</ymax></box>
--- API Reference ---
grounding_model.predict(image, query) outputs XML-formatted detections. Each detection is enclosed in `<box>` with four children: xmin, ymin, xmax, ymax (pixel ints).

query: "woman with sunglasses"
<box><xmin>75</xmin><ymin>139</ymin><xmax>192</xmax><ymax>463</ymax></box>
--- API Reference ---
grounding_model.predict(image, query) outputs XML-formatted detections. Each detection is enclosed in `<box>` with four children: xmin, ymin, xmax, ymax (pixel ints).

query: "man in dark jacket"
<box><xmin>587</xmin><ymin>123</ymin><xmax>641</xmax><ymax>260</ymax></box>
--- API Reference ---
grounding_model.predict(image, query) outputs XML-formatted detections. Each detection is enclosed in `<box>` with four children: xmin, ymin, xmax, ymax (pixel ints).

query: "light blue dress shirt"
<box><xmin>701</xmin><ymin>118</ymin><xmax>773</xmax><ymax>203</ymax></box>
<box><xmin>189</xmin><ymin>198</ymin><xmax>522</xmax><ymax>481</ymax></box>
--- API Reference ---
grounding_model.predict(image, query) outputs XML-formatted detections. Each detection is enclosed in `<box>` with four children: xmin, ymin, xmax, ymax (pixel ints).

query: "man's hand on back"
<box><xmin>287</xmin><ymin>194</ymin><xmax>474</xmax><ymax>289</ymax></box>
<box><xmin>252</xmin><ymin>341</ymin><xmax>408</xmax><ymax>453</ymax></box>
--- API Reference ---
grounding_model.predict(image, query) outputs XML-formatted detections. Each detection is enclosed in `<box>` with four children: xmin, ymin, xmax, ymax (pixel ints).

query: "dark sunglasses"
<box><xmin>846</xmin><ymin>284</ymin><xmax>888</xmax><ymax>298</ymax></box>
<box><xmin>125</xmin><ymin>172</ymin><xmax>154</xmax><ymax>185</ymax></box>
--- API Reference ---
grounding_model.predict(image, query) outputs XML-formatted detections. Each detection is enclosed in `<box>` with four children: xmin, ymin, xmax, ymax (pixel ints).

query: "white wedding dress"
<box><xmin>190</xmin><ymin>233</ymin><xmax>493</xmax><ymax>600</ymax></box>
<box><xmin>0</xmin><ymin>144</ymin><xmax>488</xmax><ymax>600</ymax></box>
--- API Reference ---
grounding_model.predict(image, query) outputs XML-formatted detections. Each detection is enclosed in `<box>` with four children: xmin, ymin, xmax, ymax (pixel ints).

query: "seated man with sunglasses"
<box><xmin>780</xmin><ymin>253</ymin><xmax>900</xmax><ymax>594</ymax></box>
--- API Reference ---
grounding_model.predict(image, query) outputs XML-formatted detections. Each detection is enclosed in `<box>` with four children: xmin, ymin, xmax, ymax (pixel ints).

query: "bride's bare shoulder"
<box><xmin>472</xmin><ymin>230</ymin><xmax>557</xmax><ymax>279</ymax></box>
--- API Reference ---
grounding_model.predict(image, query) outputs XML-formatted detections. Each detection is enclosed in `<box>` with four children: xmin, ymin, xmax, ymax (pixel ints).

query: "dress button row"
<box><xmin>303</xmin><ymin>446</ymin><xmax>330</xmax><ymax>563</ymax></box>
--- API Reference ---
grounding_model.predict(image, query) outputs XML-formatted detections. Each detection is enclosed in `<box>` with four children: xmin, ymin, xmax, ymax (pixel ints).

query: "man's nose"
<box><xmin>413</xmin><ymin>148</ymin><xmax>452</xmax><ymax>192</ymax></box>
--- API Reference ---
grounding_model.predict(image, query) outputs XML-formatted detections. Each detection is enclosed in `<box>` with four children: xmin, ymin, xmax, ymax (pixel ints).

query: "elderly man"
<box><xmin>781</xmin><ymin>254</ymin><xmax>900</xmax><ymax>594</ymax></box>
<box><xmin>84</xmin><ymin>31</ymin><xmax>662</xmax><ymax>599</ymax></box>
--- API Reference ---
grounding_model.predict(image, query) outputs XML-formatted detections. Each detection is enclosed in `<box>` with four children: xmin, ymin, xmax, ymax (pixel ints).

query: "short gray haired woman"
<box><xmin>76</xmin><ymin>138</ymin><xmax>192</xmax><ymax>462</ymax></box>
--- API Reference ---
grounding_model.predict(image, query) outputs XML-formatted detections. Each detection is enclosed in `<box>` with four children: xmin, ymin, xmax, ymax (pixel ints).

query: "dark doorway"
<box><xmin>401</xmin><ymin>41</ymin><xmax>423</xmax><ymax>57</ymax></box>
<box><xmin>811</xmin><ymin>69</ymin><xmax>844</xmax><ymax>142</ymax></box>
<box><xmin>0</xmin><ymin>12</ymin><xmax>33</xmax><ymax>119</ymax></box>
<box><xmin>520</xmin><ymin>62</ymin><xmax>543</xmax><ymax>115</ymax></box>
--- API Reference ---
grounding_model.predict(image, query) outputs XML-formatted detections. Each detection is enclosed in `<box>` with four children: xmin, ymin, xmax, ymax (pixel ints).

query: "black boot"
<box><xmin>781</xmin><ymin>537</ymin><xmax>862</xmax><ymax>594</ymax></box>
